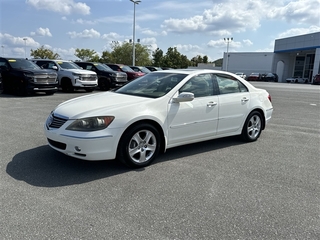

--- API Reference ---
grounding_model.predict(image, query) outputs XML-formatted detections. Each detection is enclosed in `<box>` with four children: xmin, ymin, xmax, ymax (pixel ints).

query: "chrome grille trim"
<box><xmin>82</xmin><ymin>75</ymin><xmax>97</xmax><ymax>81</ymax></box>
<box><xmin>34</xmin><ymin>74</ymin><xmax>57</xmax><ymax>83</ymax></box>
<box><xmin>47</xmin><ymin>113</ymin><xmax>68</xmax><ymax>129</ymax></box>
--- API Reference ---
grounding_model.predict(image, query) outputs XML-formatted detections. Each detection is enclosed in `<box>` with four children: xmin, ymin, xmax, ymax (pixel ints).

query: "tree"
<box><xmin>203</xmin><ymin>55</ymin><xmax>208</xmax><ymax>64</ymax></box>
<box><xmin>74</xmin><ymin>48</ymin><xmax>98</xmax><ymax>61</ymax></box>
<box><xmin>152</xmin><ymin>48</ymin><xmax>164</xmax><ymax>67</ymax></box>
<box><xmin>101</xmin><ymin>41</ymin><xmax>151</xmax><ymax>65</ymax></box>
<box><xmin>30</xmin><ymin>45</ymin><xmax>60</xmax><ymax>59</ymax></box>
<box><xmin>213</xmin><ymin>58</ymin><xmax>223</xmax><ymax>67</ymax></box>
<box><xmin>100</xmin><ymin>50</ymin><xmax>113</xmax><ymax>63</ymax></box>
<box><xmin>162</xmin><ymin>47</ymin><xmax>188</xmax><ymax>69</ymax></box>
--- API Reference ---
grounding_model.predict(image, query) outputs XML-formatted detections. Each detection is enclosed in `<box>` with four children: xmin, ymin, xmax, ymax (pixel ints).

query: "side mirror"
<box><xmin>52</xmin><ymin>66</ymin><xmax>58</xmax><ymax>70</ymax></box>
<box><xmin>172</xmin><ymin>92</ymin><xmax>194</xmax><ymax>103</ymax></box>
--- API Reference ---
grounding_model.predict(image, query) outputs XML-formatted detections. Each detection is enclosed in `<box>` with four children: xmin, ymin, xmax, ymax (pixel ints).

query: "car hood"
<box><xmin>62</xmin><ymin>69</ymin><xmax>96</xmax><ymax>75</ymax></box>
<box><xmin>13</xmin><ymin>69</ymin><xmax>57</xmax><ymax>75</ymax></box>
<box><xmin>55</xmin><ymin>91</ymin><xmax>152</xmax><ymax>119</ymax></box>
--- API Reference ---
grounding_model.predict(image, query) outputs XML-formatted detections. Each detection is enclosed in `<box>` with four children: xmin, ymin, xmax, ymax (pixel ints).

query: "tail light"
<box><xmin>268</xmin><ymin>94</ymin><xmax>272</xmax><ymax>102</ymax></box>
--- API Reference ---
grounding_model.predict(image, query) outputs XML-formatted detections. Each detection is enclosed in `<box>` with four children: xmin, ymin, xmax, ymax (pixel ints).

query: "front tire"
<box><xmin>85</xmin><ymin>88</ymin><xmax>94</xmax><ymax>92</ymax></box>
<box><xmin>117</xmin><ymin>123</ymin><xmax>161</xmax><ymax>168</ymax></box>
<box><xmin>61</xmin><ymin>79</ymin><xmax>74</xmax><ymax>92</ymax></box>
<box><xmin>241</xmin><ymin>111</ymin><xmax>262</xmax><ymax>142</ymax></box>
<box><xmin>99</xmin><ymin>78</ymin><xmax>110</xmax><ymax>91</ymax></box>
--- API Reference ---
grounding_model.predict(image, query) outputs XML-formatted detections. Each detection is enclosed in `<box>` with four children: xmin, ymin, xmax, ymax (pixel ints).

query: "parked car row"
<box><xmin>0</xmin><ymin>56</ymin><xmax>169</xmax><ymax>96</ymax></box>
<box><xmin>245</xmin><ymin>72</ymin><xmax>279</xmax><ymax>82</ymax></box>
<box><xmin>285</xmin><ymin>76</ymin><xmax>309</xmax><ymax>83</ymax></box>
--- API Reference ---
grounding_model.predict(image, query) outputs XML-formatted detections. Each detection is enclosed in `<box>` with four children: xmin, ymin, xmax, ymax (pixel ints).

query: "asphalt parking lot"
<box><xmin>0</xmin><ymin>82</ymin><xmax>319</xmax><ymax>239</ymax></box>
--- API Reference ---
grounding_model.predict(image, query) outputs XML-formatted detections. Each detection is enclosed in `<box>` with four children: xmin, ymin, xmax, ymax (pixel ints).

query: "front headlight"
<box><xmin>72</xmin><ymin>73</ymin><xmax>82</xmax><ymax>80</ymax></box>
<box><xmin>24</xmin><ymin>73</ymin><xmax>35</xmax><ymax>81</ymax></box>
<box><xmin>66</xmin><ymin>116</ymin><xmax>115</xmax><ymax>131</ymax></box>
<box><xmin>110</xmin><ymin>73</ymin><xmax>117</xmax><ymax>77</ymax></box>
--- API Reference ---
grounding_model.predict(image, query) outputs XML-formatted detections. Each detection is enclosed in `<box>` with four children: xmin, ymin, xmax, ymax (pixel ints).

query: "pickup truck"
<box><xmin>0</xmin><ymin>57</ymin><xmax>58</xmax><ymax>95</ymax></box>
<box><xmin>32</xmin><ymin>59</ymin><xmax>98</xmax><ymax>92</ymax></box>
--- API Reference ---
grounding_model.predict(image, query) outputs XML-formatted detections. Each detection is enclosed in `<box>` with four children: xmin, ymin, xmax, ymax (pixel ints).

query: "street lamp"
<box><xmin>224</xmin><ymin>37</ymin><xmax>233</xmax><ymax>71</ymax></box>
<box><xmin>23</xmin><ymin>37</ymin><xmax>27</xmax><ymax>58</ymax></box>
<box><xmin>130</xmin><ymin>0</ymin><xmax>141</xmax><ymax>66</ymax></box>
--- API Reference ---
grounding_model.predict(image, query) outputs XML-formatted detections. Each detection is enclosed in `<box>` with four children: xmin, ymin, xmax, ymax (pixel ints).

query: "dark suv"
<box><xmin>0</xmin><ymin>57</ymin><xmax>58</xmax><ymax>95</ymax></box>
<box><xmin>312</xmin><ymin>74</ymin><xmax>320</xmax><ymax>85</ymax></box>
<box><xmin>75</xmin><ymin>62</ymin><xmax>127</xmax><ymax>90</ymax></box>
<box><xmin>105</xmin><ymin>63</ymin><xmax>145</xmax><ymax>81</ymax></box>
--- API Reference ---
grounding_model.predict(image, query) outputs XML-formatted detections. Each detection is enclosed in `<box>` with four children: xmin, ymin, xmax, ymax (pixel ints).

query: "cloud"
<box><xmin>160</xmin><ymin>0</ymin><xmax>319</xmax><ymax>36</ymax></box>
<box><xmin>175</xmin><ymin>44</ymin><xmax>201</xmax><ymax>52</ymax></box>
<box><xmin>30</xmin><ymin>27</ymin><xmax>52</xmax><ymax>37</ymax></box>
<box><xmin>101</xmin><ymin>32</ymin><xmax>125</xmax><ymax>41</ymax></box>
<box><xmin>26</xmin><ymin>0</ymin><xmax>90</xmax><ymax>15</ymax></box>
<box><xmin>277</xmin><ymin>25</ymin><xmax>320</xmax><ymax>39</ymax></box>
<box><xmin>67</xmin><ymin>29</ymin><xmax>101</xmax><ymax>39</ymax></box>
<box><xmin>0</xmin><ymin>33</ymin><xmax>40</xmax><ymax>48</ymax></box>
<box><xmin>207</xmin><ymin>38</ymin><xmax>242</xmax><ymax>49</ymax></box>
<box><xmin>267</xmin><ymin>0</ymin><xmax>320</xmax><ymax>25</ymax></box>
<box><xmin>243</xmin><ymin>39</ymin><xmax>253</xmax><ymax>46</ymax></box>
<box><xmin>75</xmin><ymin>18</ymin><xmax>97</xmax><ymax>25</ymax></box>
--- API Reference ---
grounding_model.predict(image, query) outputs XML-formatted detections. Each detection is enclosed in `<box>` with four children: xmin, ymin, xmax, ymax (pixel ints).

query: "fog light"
<box><xmin>75</xmin><ymin>146</ymin><xmax>81</xmax><ymax>152</ymax></box>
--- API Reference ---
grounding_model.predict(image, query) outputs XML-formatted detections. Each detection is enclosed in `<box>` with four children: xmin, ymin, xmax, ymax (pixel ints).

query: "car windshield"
<box><xmin>138</xmin><ymin>66</ymin><xmax>151</xmax><ymax>74</ymax></box>
<box><xmin>94</xmin><ymin>63</ymin><xmax>113</xmax><ymax>71</ymax></box>
<box><xmin>115</xmin><ymin>72</ymin><xmax>187</xmax><ymax>98</ymax></box>
<box><xmin>8</xmin><ymin>59</ymin><xmax>41</xmax><ymax>70</ymax></box>
<box><xmin>120</xmin><ymin>65</ymin><xmax>135</xmax><ymax>72</ymax></box>
<box><xmin>57</xmin><ymin>61</ymin><xmax>81</xmax><ymax>69</ymax></box>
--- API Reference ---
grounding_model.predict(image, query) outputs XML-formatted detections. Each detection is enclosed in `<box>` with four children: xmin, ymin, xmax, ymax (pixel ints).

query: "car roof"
<box><xmin>33</xmin><ymin>59</ymin><xmax>71</xmax><ymax>62</ymax></box>
<box><xmin>150</xmin><ymin>68</ymin><xmax>233</xmax><ymax>75</ymax></box>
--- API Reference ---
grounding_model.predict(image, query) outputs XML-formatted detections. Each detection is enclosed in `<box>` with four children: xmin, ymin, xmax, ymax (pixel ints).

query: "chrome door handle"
<box><xmin>207</xmin><ymin>101</ymin><xmax>217</xmax><ymax>107</ymax></box>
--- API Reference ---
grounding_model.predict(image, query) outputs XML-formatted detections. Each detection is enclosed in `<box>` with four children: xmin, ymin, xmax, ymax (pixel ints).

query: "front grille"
<box><xmin>35</xmin><ymin>75</ymin><xmax>57</xmax><ymax>84</ymax></box>
<box><xmin>82</xmin><ymin>75</ymin><xmax>97</xmax><ymax>81</ymax></box>
<box><xmin>115</xmin><ymin>76</ymin><xmax>128</xmax><ymax>82</ymax></box>
<box><xmin>48</xmin><ymin>138</ymin><xmax>66</xmax><ymax>150</ymax></box>
<box><xmin>47</xmin><ymin>113</ymin><xmax>68</xmax><ymax>129</ymax></box>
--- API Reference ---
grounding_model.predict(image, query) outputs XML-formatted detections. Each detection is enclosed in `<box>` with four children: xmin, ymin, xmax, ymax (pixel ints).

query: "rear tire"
<box><xmin>45</xmin><ymin>91</ymin><xmax>55</xmax><ymax>95</ymax></box>
<box><xmin>117</xmin><ymin>123</ymin><xmax>161</xmax><ymax>168</ymax></box>
<box><xmin>241</xmin><ymin>111</ymin><xmax>262</xmax><ymax>142</ymax></box>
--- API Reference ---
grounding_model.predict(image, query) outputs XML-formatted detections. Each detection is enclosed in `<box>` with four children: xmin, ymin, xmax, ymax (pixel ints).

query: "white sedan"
<box><xmin>286</xmin><ymin>76</ymin><xmax>309</xmax><ymax>83</ymax></box>
<box><xmin>235</xmin><ymin>72</ymin><xmax>247</xmax><ymax>79</ymax></box>
<box><xmin>44</xmin><ymin>69</ymin><xmax>273</xmax><ymax>168</ymax></box>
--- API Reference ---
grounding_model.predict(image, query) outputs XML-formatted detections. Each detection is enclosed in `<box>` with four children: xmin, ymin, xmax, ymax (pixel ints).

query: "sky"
<box><xmin>0</xmin><ymin>0</ymin><xmax>319</xmax><ymax>62</ymax></box>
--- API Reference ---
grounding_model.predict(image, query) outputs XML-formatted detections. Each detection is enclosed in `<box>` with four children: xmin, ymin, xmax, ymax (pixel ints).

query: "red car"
<box><xmin>105</xmin><ymin>63</ymin><xmax>145</xmax><ymax>81</ymax></box>
<box><xmin>247</xmin><ymin>73</ymin><xmax>262</xmax><ymax>81</ymax></box>
<box><xmin>312</xmin><ymin>74</ymin><xmax>320</xmax><ymax>85</ymax></box>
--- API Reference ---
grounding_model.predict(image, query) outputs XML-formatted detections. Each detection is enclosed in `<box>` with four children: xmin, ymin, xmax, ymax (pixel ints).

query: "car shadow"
<box><xmin>6</xmin><ymin>136</ymin><xmax>245</xmax><ymax>187</ymax></box>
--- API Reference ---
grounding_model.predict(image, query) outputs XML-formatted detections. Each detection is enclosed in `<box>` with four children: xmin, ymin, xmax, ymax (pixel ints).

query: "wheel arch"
<box><xmin>117</xmin><ymin>119</ymin><xmax>166</xmax><ymax>156</ymax></box>
<box><xmin>248</xmin><ymin>108</ymin><xmax>266</xmax><ymax>130</ymax></box>
<box><xmin>60</xmin><ymin>76</ymin><xmax>72</xmax><ymax>85</ymax></box>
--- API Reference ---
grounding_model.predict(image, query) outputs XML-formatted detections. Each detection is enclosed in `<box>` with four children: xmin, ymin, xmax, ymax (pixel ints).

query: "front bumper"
<box><xmin>44</xmin><ymin>124</ymin><xmax>123</xmax><ymax>161</ymax></box>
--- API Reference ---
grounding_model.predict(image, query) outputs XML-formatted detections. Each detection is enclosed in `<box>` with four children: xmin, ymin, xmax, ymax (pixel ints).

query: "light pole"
<box><xmin>224</xmin><ymin>37</ymin><xmax>233</xmax><ymax>71</ymax></box>
<box><xmin>23</xmin><ymin>37</ymin><xmax>27</xmax><ymax>58</ymax></box>
<box><xmin>130</xmin><ymin>0</ymin><xmax>141</xmax><ymax>66</ymax></box>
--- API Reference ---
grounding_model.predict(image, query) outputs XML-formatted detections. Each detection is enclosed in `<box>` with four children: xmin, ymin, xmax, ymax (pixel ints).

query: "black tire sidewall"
<box><xmin>241</xmin><ymin>111</ymin><xmax>262</xmax><ymax>142</ymax></box>
<box><xmin>117</xmin><ymin>123</ymin><xmax>161</xmax><ymax>168</ymax></box>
